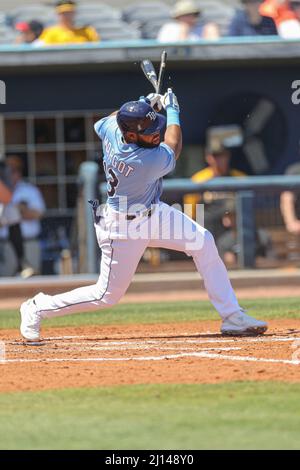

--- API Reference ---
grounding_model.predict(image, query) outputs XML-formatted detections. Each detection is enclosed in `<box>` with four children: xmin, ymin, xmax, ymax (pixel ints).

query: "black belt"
<box><xmin>125</xmin><ymin>208</ymin><xmax>153</xmax><ymax>221</ymax></box>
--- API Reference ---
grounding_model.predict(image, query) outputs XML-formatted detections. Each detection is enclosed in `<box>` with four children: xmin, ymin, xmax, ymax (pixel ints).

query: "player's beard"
<box><xmin>137</xmin><ymin>132</ymin><xmax>161</xmax><ymax>148</ymax></box>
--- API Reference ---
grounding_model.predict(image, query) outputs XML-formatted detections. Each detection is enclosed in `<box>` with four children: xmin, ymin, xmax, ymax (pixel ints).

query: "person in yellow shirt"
<box><xmin>184</xmin><ymin>143</ymin><xmax>246</xmax><ymax>261</ymax></box>
<box><xmin>185</xmin><ymin>143</ymin><xmax>274</xmax><ymax>267</ymax></box>
<box><xmin>185</xmin><ymin>143</ymin><xmax>245</xmax><ymax>218</ymax></box>
<box><xmin>191</xmin><ymin>145</ymin><xmax>245</xmax><ymax>183</ymax></box>
<box><xmin>39</xmin><ymin>1</ymin><xmax>99</xmax><ymax>46</ymax></box>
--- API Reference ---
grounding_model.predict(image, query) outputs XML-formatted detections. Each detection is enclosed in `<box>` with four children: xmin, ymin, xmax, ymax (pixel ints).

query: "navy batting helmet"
<box><xmin>117</xmin><ymin>100</ymin><xmax>166</xmax><ymax>147</ymax></box>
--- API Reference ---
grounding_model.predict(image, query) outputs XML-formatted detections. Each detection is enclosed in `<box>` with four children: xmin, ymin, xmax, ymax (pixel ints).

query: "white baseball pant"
<box><xmin>33</xmin><ymin>202</ymin><xmax>241</xmax><ymax>320</ymax></box>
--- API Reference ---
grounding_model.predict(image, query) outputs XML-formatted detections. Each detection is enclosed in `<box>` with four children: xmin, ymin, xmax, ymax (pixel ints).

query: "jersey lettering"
<box><xmin>103</xmin><ymin>136</ymin><xmax>135</xmax><ymax>178</ymax></box>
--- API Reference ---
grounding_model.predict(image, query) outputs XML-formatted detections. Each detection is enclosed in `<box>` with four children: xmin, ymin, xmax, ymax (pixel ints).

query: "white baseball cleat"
<box><xmin>20</xmin><ymin>298</ymin><xmax>41</xmax><ymax>342</ymax></box>
<box><xmin>221</xmin><ymin>310</ymin><xmax>268</xmax><ymax>336</ymax></box>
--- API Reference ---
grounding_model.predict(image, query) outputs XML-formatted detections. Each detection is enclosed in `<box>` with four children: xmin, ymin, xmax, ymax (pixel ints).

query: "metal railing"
<box><xmin>79</xmin><ymin>162</ymin><xmax>99</xmax><ymax>273</ymax></box>
<box><xmin>1</xmin><ymin>36</ymin><xmax>300</xmax><ymax>70</ymax></box>
<box><xmin>79</xmin><ymin>162</ymin><xmax>300</xmax><ymax>272</ymax></box>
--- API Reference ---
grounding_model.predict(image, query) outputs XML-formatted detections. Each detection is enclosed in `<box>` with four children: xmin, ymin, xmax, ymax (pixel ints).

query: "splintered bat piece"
<box><xmin>141</xmin><ymin>59</ymin><xmax>159</xmax><ymax>92</ymax></box>
<box><xmin>157</xmin><ymin>50</ymin><xmax>167</xmax><ymax>94</ymax></box>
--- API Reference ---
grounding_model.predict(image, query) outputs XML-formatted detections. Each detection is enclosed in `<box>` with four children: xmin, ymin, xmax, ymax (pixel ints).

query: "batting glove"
<box><xmin>146</xmin><ymin>93</ymin><xmax>163</xmax><ymax>112</ymax></box>
<box><xmin>139</xmin><ymin>94</ymin><xmax>163</xmax><ymax>111</ymax></box>
<box><xmin>162</xmin><ymin>88</ymin><xmax>180</xmax><ymax>113</ymax></box>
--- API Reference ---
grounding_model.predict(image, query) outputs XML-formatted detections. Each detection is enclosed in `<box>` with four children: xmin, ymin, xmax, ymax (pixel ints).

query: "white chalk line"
<box><xmin>1</xmin><ymin>351</ymin><xmax>300</xmax><ymax>365</ymax></box>
<box><xmin>6</xmin><ymin>334</ymin><xmax>300</xmax><ymax>355</ymax></box>
<box><xmin>2</xmin><ymin>334</ymin><xmax>300</xmax><ymax>366</ymax></box>
<box><xmin>198</xmin><ymin>352</ymin><xmax>300</xmax><ymax>366</ymax></box>
<box><xmin>7</xmin><ymin>346</ymin><xmax>243</xmax><ymax>354</ymax></box>
<box><xmin>2</xmin><ymin>351</ymin><xmax>237</xmax><ymax>364</ymax></box>
<box><xmin>8</xmin><ymin>335</ymin><xmax>300</xmax><ymax>348</ymax></box>
<box><xmin>42</xmin><ymin>333</ymin><xmax>300</xmax><ymax>343</ymax></box>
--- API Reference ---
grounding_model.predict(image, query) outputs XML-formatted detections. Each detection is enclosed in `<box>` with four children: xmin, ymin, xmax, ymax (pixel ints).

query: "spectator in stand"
<box><xmin>38</xmin><ymin>0</ymin><xmax>99</xmax><ymax>46</ymax></box>
<box><xmin>0</xmin><ymin>168</ymin><xmax>12</xmax><ymax>205</ymax></box>
<box><xmin>280</xmin><ymin>163</ymin><xmax>300</xmax><ymax>234</ymax></box>
<box><xmin>0</xmin><ymin>156</ymin><xmax>46</xmax><ymax>277</ymax></box>
<box><xmin>157</xmin><ymin>0</ymin><xmax>219</xmax><ymax>42</ymax></box>
<box><xmin>191</xmin><ymin>145</ymin><xmax>246</xmax><ymax>183</ymax></box>
<box><xmin>260</xmin><ymin>0</ymin><xmax>296</xmax><ymax>26</ymax></box>
<box><xmin>15</xmin><ymin>20</ymin><xmax>44</xmax><ymax>44</ymax></box>
<box><xmin>277</xmin><ymin>0</ymin><xmax>300</xmax><ymax>37</ymax></box>
<box><xmin>216</xmin><ymin>198</ymin><xmax>273</xmax><ymax>267</ymax></box>
<box><xmin>184</xmin><ymin>139</ymin><xmax>272</xmax><ymax>267</ymax></box>
<box><xmin>229</xmin><ymin>0</ymin><xmax>278</xmax><ymax>36</ymax></box>
<box><xmin>0</xmin><ymin>161</ymin><xmax>33</xmax><ymax>278</ymax></box>
<box><xmin>184</xmin><ymin>139</ymin><xmax>246</xmax><ymax>250</ymax></box>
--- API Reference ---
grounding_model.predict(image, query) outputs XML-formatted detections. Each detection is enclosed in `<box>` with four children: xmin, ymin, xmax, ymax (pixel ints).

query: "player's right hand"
<box><xmin>145</xmin><ymin>93</ymin><xmax>163</xmax><ymax>112</ymax></box>
<box><xmin>162</xmin><ymin>88</ymin><xmax>180</xmax><ymax>113</ymax></box>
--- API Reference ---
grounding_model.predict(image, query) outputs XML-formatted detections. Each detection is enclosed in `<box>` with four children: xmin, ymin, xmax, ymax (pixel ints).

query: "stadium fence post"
<box><xmin>79</xmin><ymin>161</ymin><xmax>99</xmax><ymax>274</ymax></box>
<box><xmin>236</xmin><ymin>190</ymin><xmax>256</xmax><ymax>268</ymax></box>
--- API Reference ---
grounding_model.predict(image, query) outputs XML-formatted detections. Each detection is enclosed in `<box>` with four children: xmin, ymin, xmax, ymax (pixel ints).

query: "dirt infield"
<box><xmin>0</xmin><ymin>320</ymin><xmax>300</xmax><ymax>392</ymax></box>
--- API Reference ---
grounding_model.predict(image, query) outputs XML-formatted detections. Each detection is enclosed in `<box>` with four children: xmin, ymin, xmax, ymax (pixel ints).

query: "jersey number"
<box><xmin>103</xmin><ymin>162</ymin><xmax>119</xmax><ymax>197</ymax></box>
<box><xmin>107</xmin><ymin>168</ymin><xmax>119</xmax><ymax>197</ymax></box>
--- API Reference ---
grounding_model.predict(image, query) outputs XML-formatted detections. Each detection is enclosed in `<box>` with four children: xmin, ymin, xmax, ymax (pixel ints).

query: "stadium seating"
<box><xmin>122</xmin><ymin>2</ymin><xmax>171</xmax><ymax>40</ymax></box>
<box><xmin>0</xmin><ymin>0</ymin><xmax>267</xmax><ymax>44</ymax></box>
<box><xmin>0</xmin><ymin>12</ymin><xmax>6</xmax><ymax>25</ymax></box>
<box><xmin>76</xmin><ymin>3</ymin><xmax>122</xmax><ymax>21</ymax></box>
<box><xmin>123</xmin><ymin>2</ymin><xmax>171</xmax><ymax>24</ymax></box>
<box><xmin>92</xmin><ymin>20</ymin><xmax>142</xmax><ymax>41</ymax></box>
<box><xmin>75</xmin><ymin>2</ymin><xmax>141</xmax><ymax>39</ymax></box>
<box><xmin>198</xmin><ymin>1</ymin><xmax>236</xmax><ymax>36</ymax></box>
<box><xmin>8</xmin><ymin>4</ymin><xmax>56</xmax><ymax>26</ymax></box>
<box><xmin>0</xmin><ymin>25</ymin><xmax>16</xmax><ymax>44</ymax></box>
<box><xmin>141</xmin><ymin>18</ymin><xmax>169</xmax><ymax>39</ymax></box>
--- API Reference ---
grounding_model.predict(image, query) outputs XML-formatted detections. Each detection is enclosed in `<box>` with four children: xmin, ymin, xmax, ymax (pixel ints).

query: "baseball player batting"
<box><xmin>20</xmin><ymin>89</ymin><xmax>268</xmax><ymax>342</ymax></box>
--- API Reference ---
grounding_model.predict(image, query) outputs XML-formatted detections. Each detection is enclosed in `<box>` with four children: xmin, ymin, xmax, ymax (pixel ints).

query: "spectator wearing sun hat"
<box><xmin>157</xmin><ymin>0</ymin><xmax>219</xmax><ymax>42</ymax></box>
<box><xmin>38</xmin><ymin>0</ymin><xmax>99</xmax><ymax>46</ymax></box>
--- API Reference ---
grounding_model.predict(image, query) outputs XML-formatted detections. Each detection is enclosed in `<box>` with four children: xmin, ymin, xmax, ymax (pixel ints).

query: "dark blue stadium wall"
<box><xmin>2</xmin><ymin>61</ymin><xmax>300</xmax><ymax>174</ymax></box>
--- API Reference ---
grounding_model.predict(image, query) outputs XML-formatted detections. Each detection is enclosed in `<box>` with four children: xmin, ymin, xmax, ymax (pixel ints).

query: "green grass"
<box><xmin>1</xmin><ymin>299</ymin><xmax>299</xmax><ymax>450</ymax></box>
<box><xmin>0</xmin><ymin>382</ymin><xmax>299</xmax><ymax>450</ymax></box>
<box><xmin>0</xmin><ymin>297</ymin><xmax>300</xmax><ymax>330</ymax></box>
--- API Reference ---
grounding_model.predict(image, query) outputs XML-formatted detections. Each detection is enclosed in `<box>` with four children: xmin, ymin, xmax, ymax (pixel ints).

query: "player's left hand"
<box><xmin>139</xmin><ymin>94</ymin><xmax>163</xmax><ymax>112</ymax></box>
<box><xmin>162</xmin><ymin>88</ymin><xmax>180</xmax><ymax>113</ymax></box>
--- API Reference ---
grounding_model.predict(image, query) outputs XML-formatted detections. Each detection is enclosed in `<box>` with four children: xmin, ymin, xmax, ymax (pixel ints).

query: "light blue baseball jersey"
<box><xmin>94</xmin><ymin>115</ymin><xmax>175</xmax><ymax>213</ymax></box>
